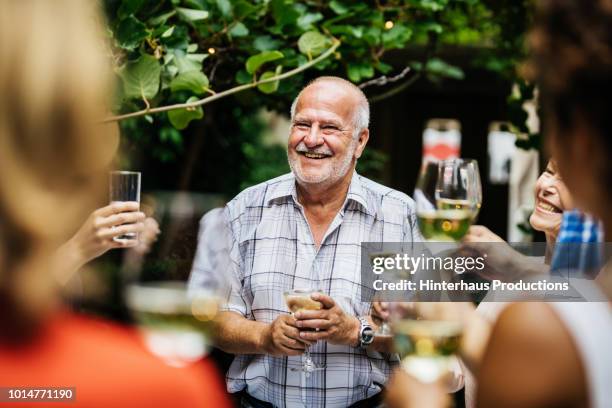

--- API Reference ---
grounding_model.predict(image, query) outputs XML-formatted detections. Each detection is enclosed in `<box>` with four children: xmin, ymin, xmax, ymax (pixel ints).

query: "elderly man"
<box><xmin>214</xmin><ymin>76</ymin><xmax>421</xmax><ymax>407</ymax></box>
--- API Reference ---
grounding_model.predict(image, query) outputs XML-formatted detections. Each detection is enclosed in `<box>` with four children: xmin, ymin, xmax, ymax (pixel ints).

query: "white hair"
<box><xmin>290</xmin><ymin>77</ymin><xmax>370</xmax><ymax>139</ymax></box>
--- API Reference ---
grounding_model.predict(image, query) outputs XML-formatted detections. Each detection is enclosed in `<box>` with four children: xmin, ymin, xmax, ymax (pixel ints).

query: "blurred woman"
<box><xmin>386</xmin><ymin>1</ymin><xmax>612</xmax><ymax>407</ymax></box>
<box><xmin>0</xmin><ymin>1</ymin><xmax>230</xmax><ymax>407</ymax></box>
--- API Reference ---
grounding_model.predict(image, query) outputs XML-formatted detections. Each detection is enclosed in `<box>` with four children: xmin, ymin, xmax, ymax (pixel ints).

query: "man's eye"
<box><xmin>295</xmin><ymin>123</ymin><xmax>310</xmax><ymax>129</ymax></box>
<box><xmin>322</xmin><ymin>126</ymin><xmax>339</xmax><ymax>131</ymax></box>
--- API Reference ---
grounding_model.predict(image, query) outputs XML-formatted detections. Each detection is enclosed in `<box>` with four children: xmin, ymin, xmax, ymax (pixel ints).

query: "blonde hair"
<box><xmin>0</xmin><ymin>0</ymin><xmax>118</xmax><ymax>330</ymax></box>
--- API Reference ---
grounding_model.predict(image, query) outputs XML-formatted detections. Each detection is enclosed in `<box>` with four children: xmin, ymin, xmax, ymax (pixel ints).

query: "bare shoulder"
<box><xmin>477</xmin><ymin>302</ymin><xmax>588</xmax><ymax>408</ymax></box>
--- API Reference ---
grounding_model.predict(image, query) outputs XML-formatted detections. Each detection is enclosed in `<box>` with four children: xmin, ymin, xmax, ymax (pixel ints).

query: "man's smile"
<box><xmin>299</xmin><ymin>151</ymin><xmax>331</xmax><ymax>160</ymax></box>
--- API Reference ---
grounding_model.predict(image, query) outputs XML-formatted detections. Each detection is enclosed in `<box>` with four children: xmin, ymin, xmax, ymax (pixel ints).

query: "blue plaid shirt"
<box><xmin>550</xmin><ymin>209</ymin><xmax>604</xmax><ymax>277</ymax></box>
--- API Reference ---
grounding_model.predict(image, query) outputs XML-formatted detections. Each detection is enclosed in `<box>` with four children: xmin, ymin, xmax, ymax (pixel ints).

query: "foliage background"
<box><xmin>103</xmin><ymin>0</ymin><xmax>534</xmax><ymax>197</ymax></box>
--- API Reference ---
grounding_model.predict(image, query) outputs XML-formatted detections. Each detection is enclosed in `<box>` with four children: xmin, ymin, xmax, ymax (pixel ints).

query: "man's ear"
<box><xmin>354</xmin><ymin>128</ymin><xmax>369</xmax><ymax>159</ymax></box>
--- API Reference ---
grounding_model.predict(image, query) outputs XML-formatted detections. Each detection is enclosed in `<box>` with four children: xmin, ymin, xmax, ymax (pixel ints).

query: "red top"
<box><xmin>0</xmin><ymin>311</ymin><xmax>233</xmax><ymax>408</ymax></box>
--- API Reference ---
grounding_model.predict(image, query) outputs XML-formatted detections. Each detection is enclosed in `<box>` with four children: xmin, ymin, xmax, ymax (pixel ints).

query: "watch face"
<box><xmin>362</xmin><ymin>328</ymin><xmax>374</xmax><ymax>344</ymax></box>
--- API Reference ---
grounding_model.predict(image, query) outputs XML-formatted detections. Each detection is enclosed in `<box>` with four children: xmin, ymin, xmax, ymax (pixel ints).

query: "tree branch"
<box><xmin>358</xmin><ymin>66</ymin><xmax>413</xmax><ymax>89</ymax></box>
<box><xmin>103</xmin><ymin>39</ymin><xmax>341</xmax><ymax>123</ymax></box>
<box><xmin>368</xmin><ymin>72</ymin><xmax>422</xmax><ymax>104</ymax></box>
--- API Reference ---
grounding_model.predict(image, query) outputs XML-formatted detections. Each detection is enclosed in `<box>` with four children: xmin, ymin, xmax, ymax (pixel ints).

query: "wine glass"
<box><xmin>392</xmin><ymin>315</ymin><xmax>463</xmax><ymax>383</ymax></box>
<box><xmin>126</xmin><ymin>282</ymin><xmax>220</xmax><ymax>367</ymax></box>
<box><xmin>465</xmin><ymin>159</ymin><xmax>482</xmax><ymax>221</ymax></box>
<box><xmin>414</xmin><ymin>159</ymin><xmax>479</xmax><ymax>241</ymax></box>
<box><xmin>400</xmin><ymin>158</ymin><xmax>479</xmax><ymax>381</ymax></box>
<box><xmin>284</xmin><ymin>288</ymin><xmax>325</xmax><ymax>375</ymax></box>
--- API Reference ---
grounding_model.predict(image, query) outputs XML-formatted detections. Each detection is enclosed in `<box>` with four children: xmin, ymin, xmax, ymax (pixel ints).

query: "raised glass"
<box><xmin>109</xmin><ymin>171</ymin><xmax>141</xmax><ymax>243</ymax></box>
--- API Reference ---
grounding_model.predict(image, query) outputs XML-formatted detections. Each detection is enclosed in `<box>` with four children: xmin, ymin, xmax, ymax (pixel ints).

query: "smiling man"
<box><xmin>214</xmin><ymin>76</ymin><xmax>421</xmax><ymax>408</ymax></box>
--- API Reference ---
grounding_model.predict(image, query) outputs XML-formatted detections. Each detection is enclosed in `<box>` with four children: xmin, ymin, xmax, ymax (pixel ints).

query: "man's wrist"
<box><xmin>349</xmin><ymin>316</ymin><xmax>361</xmax><ymax>347</ymax></box>
<box><xmin>257</xmin><ymin>323</ymin><xmax>272</xmax><ymax>354</ymax></box>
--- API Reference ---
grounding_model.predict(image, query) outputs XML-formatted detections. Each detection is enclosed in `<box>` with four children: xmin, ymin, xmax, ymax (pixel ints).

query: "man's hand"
<box><xmin>261</xmin><ymin>314</ymin><xmax>313</xmax><ymax>356</ymax></box>
<box><xmin>294</xmin><ymin>293</ymin><xmax>359</xmax><ymax>346</ymax></box>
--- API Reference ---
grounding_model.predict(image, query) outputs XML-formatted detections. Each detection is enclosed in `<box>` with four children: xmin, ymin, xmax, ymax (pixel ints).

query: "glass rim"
<box><xmin>110</xmin><ymin>170</ymin><xmax>141</xmax><ymax>176</ymax></box>
<box><xmin>439</xmin><ymin>158</ymin><xmax>478</xmax><ymax>165</ymax></box>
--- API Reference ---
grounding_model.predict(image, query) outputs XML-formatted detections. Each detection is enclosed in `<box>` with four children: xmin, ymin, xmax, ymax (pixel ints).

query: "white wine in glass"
<box><xmin>414</xmin><ymin>159</ymin><xmax>480</xmax><ymax>242</ymax></box>
<box><xmin>126</xmin><ymin>282</ymin><xmax>220</xmax><ymax>367</ymax></box>
<box><xmin>284</xmin><ymin>289</ymin><xmax>324</xmax><ymax>375</ymax></box>
<box><xmin>392</xmin><ymin>319</ymin><xmax>463</xmax><ymax>383</ymax></box>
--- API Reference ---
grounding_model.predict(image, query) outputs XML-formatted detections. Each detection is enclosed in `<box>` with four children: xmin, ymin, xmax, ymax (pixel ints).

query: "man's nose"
<box><xmin>304</xmin><ymin>124</ymin><xmax>324</xmax><ymax>147</ymax></box>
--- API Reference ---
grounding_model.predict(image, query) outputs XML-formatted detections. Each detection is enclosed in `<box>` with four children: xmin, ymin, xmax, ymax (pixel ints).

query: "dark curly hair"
<box><xmin>528</xmin><ymin>0</ymin><xmax>612</xmax><ymax>187</ymax></box>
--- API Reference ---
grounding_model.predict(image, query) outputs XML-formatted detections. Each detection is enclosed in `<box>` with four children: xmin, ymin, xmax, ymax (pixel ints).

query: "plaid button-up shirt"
<box><xmin>222</xmin><ymin>172</ymin><xmax>421</xmax><ymax>408</ymax></box>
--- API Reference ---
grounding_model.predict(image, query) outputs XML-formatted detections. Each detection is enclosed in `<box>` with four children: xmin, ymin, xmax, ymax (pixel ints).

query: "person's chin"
<box><xmin>530</xmin><ymin>214</ymin><xmax>560</xmax><ymax>236</ymax></box>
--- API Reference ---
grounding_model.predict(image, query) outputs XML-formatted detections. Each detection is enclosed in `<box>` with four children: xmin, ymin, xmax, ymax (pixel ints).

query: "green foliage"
<box><xmin>104</xmin><ymin>0</ymin><xmax>534</xmax><ymax>187</ymax></box>
<box><xmin>106</xmin><ymin>0</ymin><xmax>511</xmax><ymax>131</ymax></box>
<box><xmin>119</xmin><ymin>54</ymin><xmax>161</xmax><ymax>101</ymax></box>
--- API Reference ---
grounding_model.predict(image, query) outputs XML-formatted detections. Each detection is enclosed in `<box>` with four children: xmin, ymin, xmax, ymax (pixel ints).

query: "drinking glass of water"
<box><xmin>109</xmin><ymin>171</ymin><xmax>141</xmax><ymax>243</ymax></box>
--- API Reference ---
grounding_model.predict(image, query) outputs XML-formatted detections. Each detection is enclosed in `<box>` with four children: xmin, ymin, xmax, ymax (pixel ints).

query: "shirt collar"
<box><xmin>266</xmin><ymin>171</ymin><xmax>372</xmax><ymax>216</ymax></box>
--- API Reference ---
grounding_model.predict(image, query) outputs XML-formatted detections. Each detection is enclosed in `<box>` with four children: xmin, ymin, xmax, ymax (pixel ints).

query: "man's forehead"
<box><xmin>295</xmin><ymin>81</ymin><xmax>357</xmax><ymax>121</ymax></box>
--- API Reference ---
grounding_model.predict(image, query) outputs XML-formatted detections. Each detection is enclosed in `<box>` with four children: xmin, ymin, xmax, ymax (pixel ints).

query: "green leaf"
<box><xmin>161</xmin><ymin>26</ymin><xmax>175</xmax><ymax>38</ymax></box>
<box><xmin>120</xmin><ymin>54</ymin><xmax>161</xmax><ymax>101</ymax></box>
<box><xmin>297</xmin><ymin>12</ymin><xmax>323</xmax><ymax>31</ymax></box>
<box><xmin>329</xmin><ymin>0</ymin><xmax>350</xmax><ymax>15</ymax></box>
<box><xmin>170</xmin><ymin>71</ymin><xmax>209</xmax><ymax>95</ymax></box>
<box><xmin>176</xmin><ymin>7</ymin><xmax>209</xmax><ymax>22</ymax></box>
<box><xmin>118</xmin><ymin>0</ymin><xmax>145</xmax><ymax>19</ymax></box>
<box><xmin>425</xmin><ymin>58</ymin><xmax>465</xmax><ymax>80</ymax></box>
<box><xmin>382</xmin><ymin>25</ymin><xmax>412</xmax><ymax>47</ymax></box>
<box><xmin>271</xmin><ymin>0</ymin><xmax>300</xmax><ymax>27</ymax></box>
<box><xmin>363</xmin><ymin>27</ymin><xmax>382</xmax><ymax>46</ymax></box>
<box><xmin>257</xmin><ymin>66</ymin><xmax>283</xmax><ymax>94</ymax></box>
<box><xmin>245</xmin><ymin>51</ymin><xmax>284</xmax><ymax>74</ymax></box>
<box><xmin>253</xmin><ymin>35</ymin><xmax>283</xmax><ymax>52</ymax></box>
<box><xmin>216</xmin><ymin>0</ymin><xmax>232</xmax><ymax>17</ymax></box>
<box><xmin>235</xmin><ymin>69</ymin><xmax>252</xmax><ymax>84</ymax></box>
<box><xmin>297</xmin><ymin>31</ymin><xmax>330</xmax><ymax>57</ymax></box>
<box><xmin>168</xmin><ymin>97</ymin><xmax>204</xmax><ymax>130</ymax></box>
<box><xmin>173</xmin><ymin>50</ymin><xmax>204</xmax><ymax>74</ymax></box>
<box><xmin>115</xmin><ymin>16</ymin><xmax>148</xmax><ymax>50</ymax></box>
<box><xmin>229</xmin><ymin>22</ymin><xmax>249</xmax><ymax>37</ymax></box>
<box><xmin>148</xmin><ymin>10</ymin><xmax>176</xmax><ymax>26</ymax></box>
<box><xmin>347</xmin><ymin>62</ymin><xmax>374</xmax><ymax>82</ymax></box>
<box><xmin>233</xmin><ymin>0</ymin><xmax>258</xmax><ymax>19</ymax></box>
<box><xmin>375</xmin><ymin>61</ymin><xmax>393</xmax><ymax>74</ymax></box>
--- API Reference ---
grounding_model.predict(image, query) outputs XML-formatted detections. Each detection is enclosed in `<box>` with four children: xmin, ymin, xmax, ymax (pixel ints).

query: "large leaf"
<box><xmin>245</xmin><ymin>51</ymin><xmax>284</xmax><ymax>74</ymax></box>
<box><xmin>170</xmin><ymin>71</ymin><xmax>209</xmax><ymax>95</ymax></box>
<box><xmin>297</xmin><ymin>31</ymin><xmax>330</xmax><ymax>57</ymax></box>
<box><xmin>120</xmin><ymin>55</ymin><xmax>161</xmax><ymax>101</ymax></box>
<box><xmin>176</xmin><ymin>7</ymin><xmax>209</xmax><ymax>22</ymax></box>
<box><xmin>115</xmin><ymin>16</ymin><xmax>148</xmax><ymax>50</ymax></box>
<box><xmin>168</xmin><ymin>97</ymin><xmax>204</xmax><ymax>129</ymax></box>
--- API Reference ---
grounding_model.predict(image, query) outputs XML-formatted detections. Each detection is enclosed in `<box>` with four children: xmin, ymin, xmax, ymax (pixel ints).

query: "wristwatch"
<box><xmin>357</xmin><ymin>316</ymin><xmax>374</xmax><ymax>348</ymax></box>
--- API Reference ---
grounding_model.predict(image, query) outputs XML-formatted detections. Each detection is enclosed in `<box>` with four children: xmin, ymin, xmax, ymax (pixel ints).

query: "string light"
<box><xmin>384</xmin><ymin>20</ymin><xmax>394</xmax><ymax>30</ymax></box>
<box><xmin>208</xmin><ymin>47</ymin><xmax>216</xmax><ymax>54</ymax></box>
